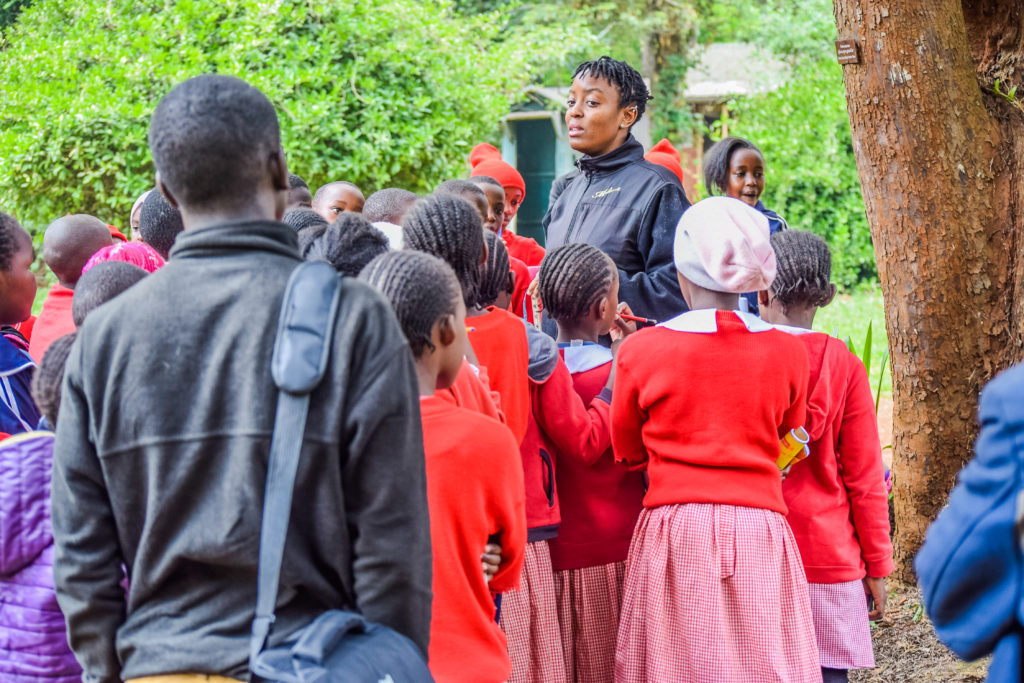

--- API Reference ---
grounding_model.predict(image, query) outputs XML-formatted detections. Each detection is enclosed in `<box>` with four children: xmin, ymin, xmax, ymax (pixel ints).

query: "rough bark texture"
<box><xmin>832</xmin><ymin>0</ymin><xmax>1024</xmax><ymax>582</ymax></box>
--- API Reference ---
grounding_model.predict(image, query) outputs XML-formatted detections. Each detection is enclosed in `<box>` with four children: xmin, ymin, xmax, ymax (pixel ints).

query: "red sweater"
<box><xmin>29</xmin><ymin>285</ymin><xmax>75</xmax><ymax>362</ymax></box>
<box><xmin>437</xmin><ymin>358</ymin><xmax>505</xmax><ymax>426</ymax></box>
<box><xmin>508</xmin><ymin>256</ymin><xmax>532</xmax><ymax>323</ymax></box>
<box><xmin>520</xmin><ymin>355</ymin><xmax>612</xmax><ymax>537</ymax></box>
<box><xmin>612</xmin><ymin>310</ymin><xmax>809</xmax><ymax>515</ymax></box>
<box><xmin>778</xmin><ymin>328</ymin><xmax>894</xmax><ymax>583</ymax></box>
<box><xmin>548</xmin><ymin>344</ymin><xmax>645</xmax><ymax>571</ymax></box>
<box><xmin>468</xmin><ymin>307</ymin><xmax>530</xmax><ymax>444</ymax></box>
<box><xmin>502</xmin><ymin>232</ymin><xmax>545</xmax><ymax>268</ymax></box>
<box><xmin>421</xmin><ymin>396</ymin><xmax>526</xmax><ymax>683</ymax></box>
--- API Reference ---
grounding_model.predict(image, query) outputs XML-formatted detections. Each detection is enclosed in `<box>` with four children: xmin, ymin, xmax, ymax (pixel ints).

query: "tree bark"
<box><xmin>832</xmin><ymin>0</ymin><xmax>1024</xmax><ymax>581</ymax></box>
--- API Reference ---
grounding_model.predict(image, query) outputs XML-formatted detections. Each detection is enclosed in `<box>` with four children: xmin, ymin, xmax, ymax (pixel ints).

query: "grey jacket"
<box><xmin>51</xmin><ymin>220</ymin><xmax>431</xmax><ymax>682</ymax></box>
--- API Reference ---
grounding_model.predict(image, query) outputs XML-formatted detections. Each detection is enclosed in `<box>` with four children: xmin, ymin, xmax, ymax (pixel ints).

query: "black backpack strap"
<box><xmin>250</xmin><ymin>261</ymin><xmax>342</xmax><ymax>664</ymax></box>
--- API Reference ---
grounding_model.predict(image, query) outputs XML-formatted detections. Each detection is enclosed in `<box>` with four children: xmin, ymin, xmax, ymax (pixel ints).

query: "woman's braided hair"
<box><xmin>538</xmin><ymin>242</ymin><xmax>616</xmax><ymax>323</ymax></box>
<box><xmin>769</xmin><ymin>230</ymin><xmax>834</xmax><ymax>312</ymax></box>
<box><xmin>359</xmin><ymin>250</ymin><xmax>461</xmax><ymax>357</ymax></box>
<box><xmin>31</xmin><ymin>332</ymin><xmax>77</xmax><ymax>427</ymax></box>
<box><xmin>573</xmin><ymin>56</ymin><xmax>652</xmax><ymax>121</ymax></box>
<box><xmin>478</xmin><ymin>231</ymin><xmax>511</xmax><ymax>308</ymax></box>
<box><xmin>402</xmin><ymin>193</ymin><xmax>484</xmax><ymax>309</ymax></box>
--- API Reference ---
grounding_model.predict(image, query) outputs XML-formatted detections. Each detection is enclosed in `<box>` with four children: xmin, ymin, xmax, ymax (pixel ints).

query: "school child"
<box><xmin>0</xmin><ymin>212</ymin><xmax>41</xmax><ymax>435</ymax></box>
<box><xmin>301</xmin><ymin>211</ymin><xmax>390</xmax><ymax>277</ymax></box>
<box><xmin>611</xmin><ymin>196</ymin><xmax>820</xmax><ymax>682</ymax></box>
<box><xmin>468</xmin><ymin>175</ymin><xmax>506</xmax><ymax>235</ymax></box>
<box><xmin>471</xmin><ymin>175</ymin><xmax>533</xmax><ymax>321</ymax></box>
<box><xmin>72</xmin><ymin>262</ymin><xmax>149</xmax><ymax>328</ymax></box>
<box><xmin>286</xmin><ymin>172</ymin><xmax>313</xmax><ymax>209</ymax></box>
<box><xmin>312</xmin><ymin>180</ymin><xmax>365</xmax><ymax>220</ymax></box>
<box><xmin>281</xmin><ymin>206</ymin><xmax>329</xmax><ymax>235</ymax></box>
<box><xmin>468</xmin><ymin>144</ymin><xmax>545</xmax><ymax>267</ymax></box>
<box><xmin>138</xmin><ymin>189</ymin><xmax>185</xmax><ymax>259</ymax></box>
<box><xmin>0</xmin><ymin>333</ymin><xmax>81</xmax><ymax>681</ymax></box>
<box><xmin>30</xmin><ymin>214</ymin><xmax>111</xmax><ymax>362</ymax></box>
<box><xmin>129</xmin><ymin>189</ymin><xmax>151</xmax><ymax>238</ymax></box>
<box><xmin>363</xmin><ymin>187</ymin><xmax>418</xmax><ymax>249</ymax></box>
<box><xmin>82</xmin><ymin>240</ymin><xmax>166</xmax><ymax>275</ymax></box>
<box><xmin>360</xmin><ymin>250</ymin><xmax>527</xmax><ymax>683</ymax></box>
<box><xmin>758</xmin><ymin>230</ymin><xmax>892</xmax><ymax>683</ymax></box>
<box><xmin>437</xmin><ymin>179</ymin><xmax>492</xmax><ymax>226</ymax></box>
<box><xmin>703</xmin><ymin>136</ymin><xmax>789</xmax><ymax>315</ymax></box>
<box><xmin>538</xmin><ymin>243</ymin><xmax>646</xmax><ymax>683</ymax></box>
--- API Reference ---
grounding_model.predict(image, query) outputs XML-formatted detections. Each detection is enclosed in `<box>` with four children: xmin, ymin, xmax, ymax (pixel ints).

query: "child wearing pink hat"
<box><xmin>611</xmin><ymin>197</ymin><xmax>821</xmax><ymax>682</ymax></box>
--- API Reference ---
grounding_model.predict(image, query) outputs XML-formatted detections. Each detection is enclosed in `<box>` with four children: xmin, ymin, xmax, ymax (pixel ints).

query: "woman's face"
<box><xmin>565</xmin><ymin>73</ymin><xmax>637</xmax><ymax>157</ymax></box>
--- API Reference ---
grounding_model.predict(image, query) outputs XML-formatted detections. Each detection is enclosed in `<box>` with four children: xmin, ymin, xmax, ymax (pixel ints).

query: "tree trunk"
<box><xmin>832</xmin><ymin>0</ymin><xmax>1024</xmax><ymax>582</ymax></box>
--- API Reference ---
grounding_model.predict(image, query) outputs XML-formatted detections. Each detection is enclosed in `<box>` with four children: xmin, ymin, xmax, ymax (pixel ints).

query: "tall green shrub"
<box><xmin>0</xmin><ymin>0</ymin><xmax>571</xmax><ymax>231</ymax></box>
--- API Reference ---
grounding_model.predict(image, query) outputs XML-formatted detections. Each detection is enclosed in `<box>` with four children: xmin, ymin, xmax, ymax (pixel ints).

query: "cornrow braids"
<box><xmin>703</xmin><ymin>136</ymin><xmax>762</xmax><ymax>196</ymax></box>
<box><xmin>402</xmin><ymin>193</ymin><xmax>485</xmax><ymax>309</ymax></box>
<box><xmin>31</xmin><ymin>332</ymin><xmax>77</xmax><ymax>427</ymax></box>
<box><xmin>0</xmin><ymin>212</ymin><xmax>24</xmax><ymax>272</ymax></box>
<box><xmin>305</xmin><ymin>212</ymin><xmax>389</xmax><ymax>277</ymax></box>
<box><xmin>538</xmin><ymin>242</ymin><xmax>616</xmax><ymax>324</ymax></box>
<box><xmin>573</xmin><ymin>56</ymin><xmax>652</xmax><ymax>121</ymax></box>
<box><xmin>769</xmin><ymin>230</ymin><xmax>834</xmax><ymax>313</ymax></box>
<box><xmin>478</xmin><ymin>231</ymin><xmax>511</xmax><ymax>308</ymax></box>
<box><xmin>359</xmin><ymin>250</ymin><xmax>461</xmax><ymax>358</ymax></box>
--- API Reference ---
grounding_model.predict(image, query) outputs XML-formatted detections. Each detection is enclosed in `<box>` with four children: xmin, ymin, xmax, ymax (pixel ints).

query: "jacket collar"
<box><xmin>168</xmin><ymin>219</ymin><xmax>300</xmax><ymax>262</ymax></box>
<box><xmin>576</xmin><ymin>135</ymin><xmax>645</xmax><ymax>177</ymax></box>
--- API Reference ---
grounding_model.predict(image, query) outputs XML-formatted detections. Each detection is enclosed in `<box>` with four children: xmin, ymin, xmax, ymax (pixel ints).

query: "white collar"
<box><xmin>770</xmin><ymin>323</ymin><xmax>816</xmax><ymax>335</ymax></box>
<box><xmin>560</xmin><ymin>343</ymin><xmax>613</xmax><ymax>374</ymax></box>
<box><xmin>658</xmin><ymin>309</ymin><xmax>774</xmax><ymax>334</ymax></box>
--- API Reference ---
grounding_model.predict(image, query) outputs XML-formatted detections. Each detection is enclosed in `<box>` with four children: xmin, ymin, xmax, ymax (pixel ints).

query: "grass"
<box><xmin>813</xmin><ymin>285</ymin><xmax>892</xmax><ymax>398</ymax></box>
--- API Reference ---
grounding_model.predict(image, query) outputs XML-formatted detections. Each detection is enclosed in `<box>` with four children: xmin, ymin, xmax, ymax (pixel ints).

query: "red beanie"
<box><xmin>471</xmin><ymin>158</ymin><xmax>526</xmax><ymax>200</ymax></box>
<box><xmin>645</xmin><ymin>138</ymin><xmax>684</xmax><ymax>185</ymax></box>
<box><xmin>469</xmin><ymin>142</ymin><xmax>502</xmax><ymax>168</ymax></box>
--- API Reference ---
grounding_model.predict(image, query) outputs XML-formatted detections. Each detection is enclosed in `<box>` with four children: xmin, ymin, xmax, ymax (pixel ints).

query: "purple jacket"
<box><xmin>0</xmin><ymin>431</ymin><xmax>82</xmax><ymax>681</ymax></box>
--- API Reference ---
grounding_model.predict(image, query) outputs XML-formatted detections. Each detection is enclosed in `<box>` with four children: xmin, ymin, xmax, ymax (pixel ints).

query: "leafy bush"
<box><xmin>0</xmin><ymin>0</ymin><xmax>571</xmax><ymax>232</ymax></box>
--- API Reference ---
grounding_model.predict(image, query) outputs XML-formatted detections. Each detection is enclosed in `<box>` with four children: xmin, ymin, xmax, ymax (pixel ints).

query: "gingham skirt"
<box><xmin>807</xmin><ymin>580</ymin><xmax>875</xmax><ymax>669</ymax></box>
<box><xmin>615</xmin><ymin>504</ymin><xmax>822</xmax><ymax>683</ymax></box>
<box><xmin>499</xmin><ymin>540</ymin><xmax>568</xmax><ymax>683</ymax></box>
<box><xmin>554</xmin><ymin>561</ymin><xmax>627</xmax><ymax>683</ymax></box>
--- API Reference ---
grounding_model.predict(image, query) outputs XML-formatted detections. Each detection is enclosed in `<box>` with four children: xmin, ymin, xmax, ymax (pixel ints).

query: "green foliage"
<box><xmin>0</xmin><ymin>0</ymin><xmax>30</xmax><ymax>29</ymax></box>
<box><xmin>814</xmin><ymin>289</ymin><xmax>891</xmax><ymax>398</ymax></box>
<box><xmin>0</xmin><ymin>0</ymin><xmax>574</xmax><ymax>232</ymax></box>
<box><xmin>716</xmin><ymin>0</ymin><xmax>875</xmax><ymax>288</ymax></box>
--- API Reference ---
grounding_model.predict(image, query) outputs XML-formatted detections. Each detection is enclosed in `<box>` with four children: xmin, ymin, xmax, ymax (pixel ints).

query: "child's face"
<box><xmin>597</xmin><ymin>270</ymin><xmax>620</xmax><ymax>336</ymax></box>
<box><xmin>565</xmin><ymin>73</ymin><xmax>636</xmax><ymax>158</ymax></box>
<box><xmin>0</xmin><ymin>230</ymin><xmax>37</xmax><ymax>325</ymax></box>
<box><xmin>465</xmin><ymin>193</ymin><xmax>489</xmax><ymax>228</ymax></box>
<box><xmin>725</xmin><ymin>148</ymin><xmax>765</xmax><ymax>207</ymax></box>
<box><xmin>315</xmin><ymin>186</ymin><xmax>365</xmax><ymax>222</ymax></box>
<box><xmin>501</xmin><ymin>187</ymin><xmax>524</xmax><ymax>231</ymax></box>
<box><xmin>478</xmin><ymin>184</ymin><xmax>506</xmax><ymax>234</ymax></box>
<box><xmin>436</xmin><ymin>298</ymin><xmax>468</xmax><ymax>390</ymax></box>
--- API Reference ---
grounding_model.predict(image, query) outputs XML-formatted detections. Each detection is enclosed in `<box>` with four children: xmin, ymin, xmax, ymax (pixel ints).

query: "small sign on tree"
<box><xmin>836</xmin><ymin>39</ymin><xmax>860</xmax><ymax>64</ymax></box>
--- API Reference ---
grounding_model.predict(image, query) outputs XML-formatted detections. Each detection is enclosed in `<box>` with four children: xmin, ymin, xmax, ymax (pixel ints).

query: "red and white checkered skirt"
<box><xmin>807</xmin><ymin>580</ymin><xmax>875</xmax><ymax>669</ymax></box>
<box><xmin>615</xmin><ymin>504</ymin><xmax>822</xmax><ymax>683</ymax></box>
<box><xmin>554</xmin><ymin>561</ymin><xmax>626</xmax><ymax>683</ymax></box>
<box><xmin>499</xmin><ymin>540</ymin><xmax>568</xmax><ymax>683</ymax></box>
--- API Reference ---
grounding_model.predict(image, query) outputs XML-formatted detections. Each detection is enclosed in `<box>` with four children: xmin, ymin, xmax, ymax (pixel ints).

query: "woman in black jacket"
<box><xmin>543</xmin><ymin>56</ymin><xmax>691</xmax><ymax>325</ymax></box>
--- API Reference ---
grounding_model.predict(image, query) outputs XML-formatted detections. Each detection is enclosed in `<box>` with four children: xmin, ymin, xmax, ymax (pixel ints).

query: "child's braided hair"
<box><xmin>478</xmin><ymin>231</ymin><xmax>511</xmax><ymax>308</ymax></box>
<box><xmin>769</xmin><ymin>230</ymin><xmax>834</xmax><ymax>312</ymax></box>
<box><xmin>31</xmin><ymin>332</ymin><xmax>77</xmax><ymax>427</ymax></box>
<box><xmin>359</xmin><ymin>250</ymin><xmax>461</xmax><ymax>357</ymax></box>
<box><xmin>0</xmin><ymin>212</ymin><xmax>24</xmax><ymax>272</ymax></box>
<box><xmin>538</xmin><ymin>242</ymin><xmax>616</xmax><ymax>323</ymax></box>
<box><xmin>304</xmin><ymin>212</ymin><xmax>389</xmax><ymax>277</ymax></box>
<box><xmin>703</xmin><ymin>136</ymin><xmax>762</xmax><ymax>196</ymax></box>
<box><xmin>403</xmin><ymin>193</ymin><xmax>484</xmax><ymax>309</ymax></box>
<box><xmin>573</xmin><ymin>56</ymin><xmax>652</xmax><ymax>122</ymax></box>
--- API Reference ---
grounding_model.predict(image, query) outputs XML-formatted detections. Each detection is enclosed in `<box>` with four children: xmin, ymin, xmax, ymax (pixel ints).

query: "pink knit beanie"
<box><xmin>82</xmin><ymin>241</ymin><xmax>166</xmax><ymax>275</ymax></box>
<box><xmin>673</xmin><ymin>197</ymin><xmax>776</xmax><ymax>294</ymax></box>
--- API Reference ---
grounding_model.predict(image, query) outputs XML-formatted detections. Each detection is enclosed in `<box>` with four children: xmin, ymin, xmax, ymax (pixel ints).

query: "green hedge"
<box><xmin>0</xmin><ymin>0</ymin><xmax>568</xmax><ymax>232</ymax></box>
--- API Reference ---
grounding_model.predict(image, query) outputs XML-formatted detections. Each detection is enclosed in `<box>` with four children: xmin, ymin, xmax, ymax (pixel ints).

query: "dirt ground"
<box><xmin>850</xmin><ymin>583</ymin><xmax>989</xmax><ymax>681</ymax></box>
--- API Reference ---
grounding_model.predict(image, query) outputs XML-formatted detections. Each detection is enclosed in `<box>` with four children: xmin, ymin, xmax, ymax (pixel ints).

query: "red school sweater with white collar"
<box><xmin>776</xmin><ymin>326</ymin><xmax>894</xmax><ymax>583</ymax></box>
<box><xmin>611</xmin><ymin>309</ymin><xmax>809</xmax><ymax>515</ymax></box>
<box><xmin>547</xmin><ymin>343</ymin><xmax>645</xmax><ymax>571</ymax></box>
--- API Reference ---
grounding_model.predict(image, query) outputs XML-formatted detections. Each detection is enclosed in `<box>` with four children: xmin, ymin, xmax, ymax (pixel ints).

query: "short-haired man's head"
<box><xmin>31</xmin><ymin>332</ymin><xmax>77</xmax><ymax>427</ymax></box>
<box><xmin>478</xmin><ymin>231</ymin><xmax>511</xmax><ymax>308</ymax></box>
<box><xmin>768</xmin><ymin>230</ymin><xmax>835</xmax><ymax>313</ymax></box>
<box><xmin>139</xmin><ymin>190</ymin><xmax>185</xmax><ymax>259</ymax></box>
<box><xmin>539</xmin><ymin>242</ymin><xmax>616</xmax><ymax>323</ymax></box>
<box><xmin>42</xmin><ymin>214</ymin><xmax>112</xmax><ymax>288</ymax></box>
<box><xmin>362</xmin><ymin>188</ymin><xmax>418</xmax><ymax>225</ymax></box>
<box><xmin>403</xmin><ymin>193</ymin><xmax>485</xmax><ymax>310</ymax></box>
<box><xmin>72</xmin><ymin>261</ymin><xmax>149</xmax><ymax>328</ymax></box>
<box><xmin>148</xmin><ymin>74</ymin><xmax>281</xmax><ymax>214</ymax></box>
<box><xmin>303</xmin><ymin>213</ymin><xmax>390</xmax><ymax>277</ymax></box>
<box><xmin>359</xmin><ymin>250</ymin><xmax>462</xmax><ymax>358</ymax></box>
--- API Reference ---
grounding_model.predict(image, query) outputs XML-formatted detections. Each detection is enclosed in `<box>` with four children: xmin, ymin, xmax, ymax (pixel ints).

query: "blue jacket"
<box><xmin>916</xmin><ymin>362</ymin><xmax>1024</xmax><ymax>681</ymax></box>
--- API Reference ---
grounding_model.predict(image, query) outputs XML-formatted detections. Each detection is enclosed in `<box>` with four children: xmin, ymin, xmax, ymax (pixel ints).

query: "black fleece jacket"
<box><xmin>543</xmin><ymin>136</ymin><xmax>691</xmax><ymax>323</ymax></box>
<box><xmin>51</xmin><ymin>220</ymin><xmax>431</xmax><ymax>682</ymax></box>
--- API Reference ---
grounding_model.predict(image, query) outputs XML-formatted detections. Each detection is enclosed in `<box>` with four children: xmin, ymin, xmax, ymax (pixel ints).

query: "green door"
<box><xmin>514</xmin><ymin>118</ymin><xmax>556</xmax><ymax>246</ymax></box>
